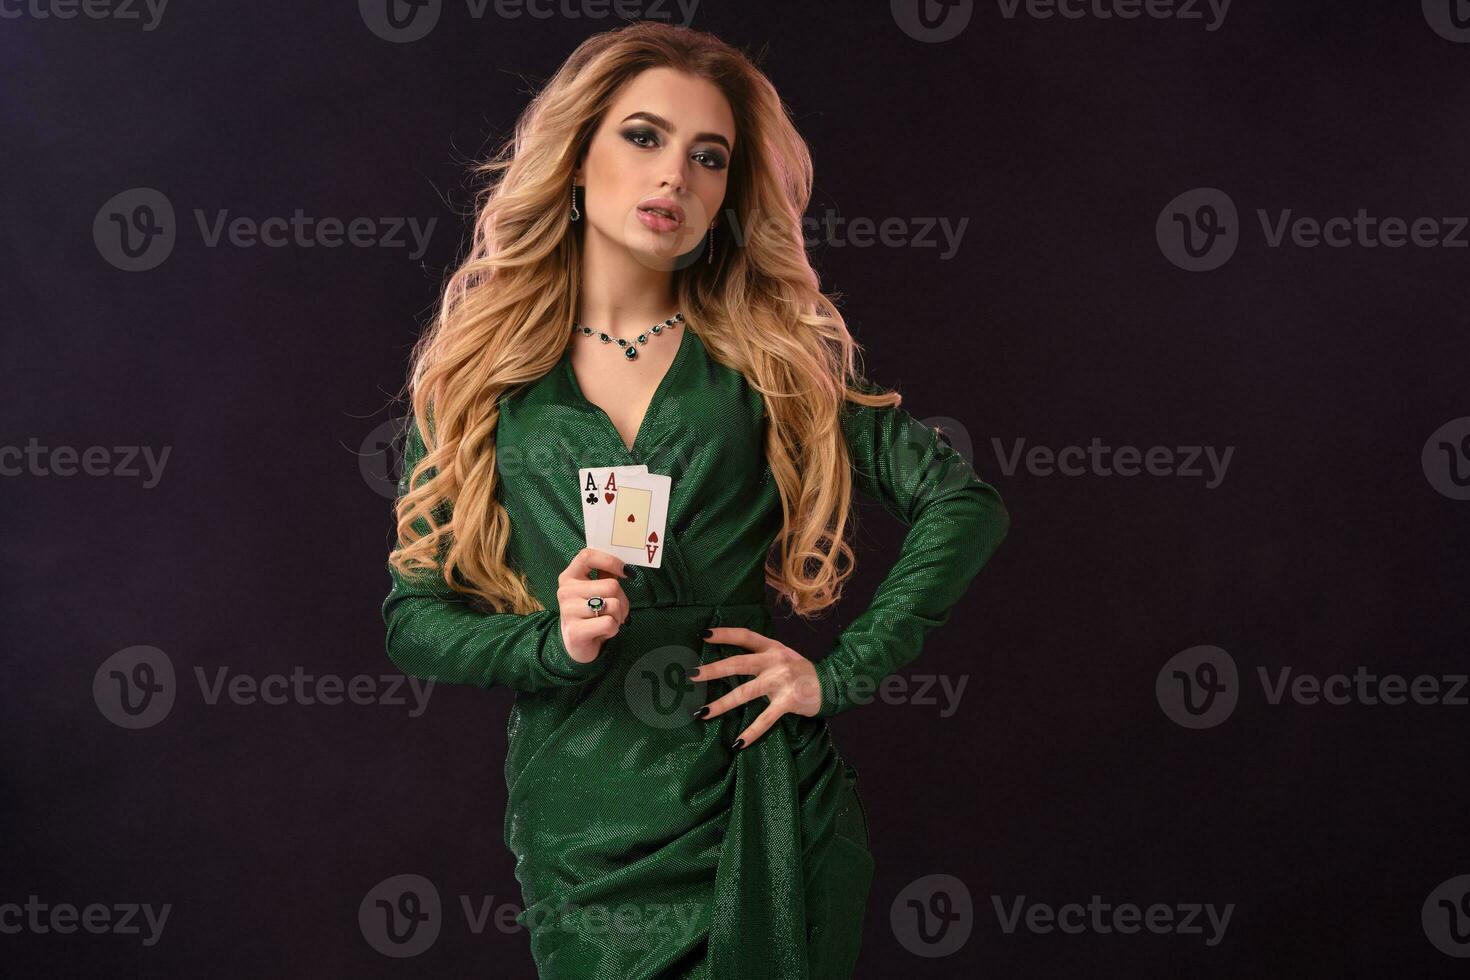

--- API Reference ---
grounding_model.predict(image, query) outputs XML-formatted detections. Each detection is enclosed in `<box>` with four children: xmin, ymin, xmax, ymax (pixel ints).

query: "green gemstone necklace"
<box><xmin>572</xmin><ymin>312</ymin><xmax>683</xmax><ymax>361</ymax></box>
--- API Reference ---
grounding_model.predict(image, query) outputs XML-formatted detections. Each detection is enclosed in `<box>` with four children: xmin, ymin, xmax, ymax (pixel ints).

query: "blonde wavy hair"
<box><xmin>390</xmin><ymin>21</ymin><xmax>899</xmax><ymax>618</ymax></box>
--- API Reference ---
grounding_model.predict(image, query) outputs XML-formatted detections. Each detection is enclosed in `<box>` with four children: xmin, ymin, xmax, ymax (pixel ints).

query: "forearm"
<box><xmin>383</xmin><ymin>586</ymin><xmax>609</xmax><ymax>692</ymax></box>
<box><xmin>815</xmin><ymin>478</ymin><xmax>1009</xmax><ymax>717</ymax></box>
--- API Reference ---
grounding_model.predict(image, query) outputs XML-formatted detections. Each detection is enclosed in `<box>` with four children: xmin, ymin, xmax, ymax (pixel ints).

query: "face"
<box><xmin>574</xmin><ymin>66</ymin><xmax>735</xmax><ymax>269</ymax></box>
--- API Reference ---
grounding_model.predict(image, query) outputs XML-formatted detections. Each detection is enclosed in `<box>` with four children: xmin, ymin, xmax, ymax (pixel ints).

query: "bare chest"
<box><xmin>567</xmin><ymin>345</ymin><xmax>681</xmax><ymax>453</ymax></box>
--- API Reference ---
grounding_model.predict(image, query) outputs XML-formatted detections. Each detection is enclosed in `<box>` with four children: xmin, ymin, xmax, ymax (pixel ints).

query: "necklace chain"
<box><xmin>572</xmin><ymin>312</ymin><xmax>684</xmax><ymax>362</ymax></box>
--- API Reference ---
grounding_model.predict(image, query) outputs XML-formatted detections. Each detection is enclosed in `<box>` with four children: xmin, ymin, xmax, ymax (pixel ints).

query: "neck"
<box><xmin>576</xmin><ymin>227</ymin><xmax>679</xmax><ymax>341</ymax></box>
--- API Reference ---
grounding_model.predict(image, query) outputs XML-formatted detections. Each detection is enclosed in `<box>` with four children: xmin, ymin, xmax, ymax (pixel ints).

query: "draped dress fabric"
<box><xmin>382</xmin><ymin>324</ymin><xmax>1010</xmax><ymax>978</ymax></box>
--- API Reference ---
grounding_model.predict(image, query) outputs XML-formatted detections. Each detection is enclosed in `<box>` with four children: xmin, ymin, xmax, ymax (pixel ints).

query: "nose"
<box><xmin>659</xmin><ymin>155</ymin><xmax>690</xmax><ymax>194</ymax></box>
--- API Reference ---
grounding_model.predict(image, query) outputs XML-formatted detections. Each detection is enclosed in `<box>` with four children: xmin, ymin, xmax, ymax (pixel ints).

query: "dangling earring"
<box><xmin>569</xmin><ymin>180</ymin><xmax>582</xmax><ymax>222</ymax></box>
<box><xmin>707</xmin><ymin>222</ymin><xmax>716</xmax><ymax>264</ymax></box>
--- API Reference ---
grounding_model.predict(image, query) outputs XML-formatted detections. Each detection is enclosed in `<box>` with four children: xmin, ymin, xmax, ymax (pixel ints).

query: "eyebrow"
<box><xmin>620</xmin><ymin>111</ymin><xmax>731</xmax><ymax>152</ymax></box>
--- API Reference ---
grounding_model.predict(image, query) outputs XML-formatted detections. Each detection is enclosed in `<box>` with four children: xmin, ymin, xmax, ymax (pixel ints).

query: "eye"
<box><xmin>622</xmin><ymin>128</ymin><xmax>658</xmax><ymax>148</ymax></box>
<box><xmin>694</xmin><ymin>150</ymin><xmax>727</xmax><ymax>171</ymax></box>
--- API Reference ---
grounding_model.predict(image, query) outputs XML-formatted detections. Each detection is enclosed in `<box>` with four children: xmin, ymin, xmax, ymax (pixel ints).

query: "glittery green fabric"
<box><xmin>382</xmin><ymin>324</ymin><xmax>1009</xmax><ymax>978</ymax></box>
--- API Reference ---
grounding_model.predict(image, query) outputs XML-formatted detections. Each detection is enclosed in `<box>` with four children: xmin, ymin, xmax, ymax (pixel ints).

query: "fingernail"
<box><xmin>623</xmin><ymin>564</ymin><xmax>636</xmax><ymax>578</ymax></box>
<box><xmin>687</xmin><ymin>668</ymin><xmax>701</xmax><ymax>679</ymax></box>
<box><xmin>731</xmin><ymin>738</ymin><xmax>745</xmax><ymax>751</ymax></box>
<box><xmin>692</xmin><ymin>705</ymin><xmax>710</xmax><ymax>719</ymax></box>
<box><xmin>700</xmin><ymin>629</ymin><xmax>713</xmax><ymax>639</ymax></box>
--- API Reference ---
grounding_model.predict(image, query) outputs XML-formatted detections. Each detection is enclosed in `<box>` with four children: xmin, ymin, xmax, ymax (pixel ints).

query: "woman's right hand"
<box><xmin>557</xmin><ymin>548</ymin><xmax>633</xmax><ymax>665</ymax></box>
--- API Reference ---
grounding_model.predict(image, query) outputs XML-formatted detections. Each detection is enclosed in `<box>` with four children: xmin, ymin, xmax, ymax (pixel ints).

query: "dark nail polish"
<box><xmin>731</xmin><ymin>738</ymin><xmax>744</xmax><ymax>751</ymax></box>
<box><xmin>692</xmin><ymin>705</ymin><xmax>710</xmax><ymax>719</ymax></box>
<box><xmin>623</xmin><ymin>564</ymin><xmax>636</xmax><ymax>578</ymax></box>
<box><xmin>687</xmin><ymin>668</ymin><xmax>701</xmax><ymax>680</ymax></box>
<box><xmin>700</xmin><ymin>629</ymin><xmax>713</xmax><ymax>639</ymax></box>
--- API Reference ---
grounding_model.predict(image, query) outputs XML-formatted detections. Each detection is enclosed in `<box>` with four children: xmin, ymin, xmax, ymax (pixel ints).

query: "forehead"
<box><xmin>606</xmin><ymin>66</ymin><xmax>736</xmax><ymax>145</ymax></box>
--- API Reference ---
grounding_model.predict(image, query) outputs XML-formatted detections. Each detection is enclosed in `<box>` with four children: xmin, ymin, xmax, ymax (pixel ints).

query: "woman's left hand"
<box><xmin>689</xmin><ymin>627</ymin><xmax>823</xmax><ymax>748</ymax></box>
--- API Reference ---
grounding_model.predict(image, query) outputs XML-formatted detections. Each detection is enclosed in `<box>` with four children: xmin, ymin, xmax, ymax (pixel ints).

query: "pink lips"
<box><xmin>637</xmin><ymin>198</ymin><xmax>685</xmax><ymax>232</ymax></box>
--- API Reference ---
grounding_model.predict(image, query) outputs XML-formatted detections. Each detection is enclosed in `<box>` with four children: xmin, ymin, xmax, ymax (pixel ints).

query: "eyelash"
<box><xmin>621</xmin><ymin>128</ymin><xmax>727</xmax><ymax>170</ymax></box>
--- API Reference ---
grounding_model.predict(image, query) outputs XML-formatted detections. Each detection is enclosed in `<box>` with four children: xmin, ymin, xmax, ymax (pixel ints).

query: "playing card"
<box><xmin>579</xmin><ymin>465</ymin><xmax>647</xmax><ymax>553</ymax></box>
<box><xmin>577</xmin><ymin>465</ymin><xmax>670</xmax><ymax>567</ymax></box>
<box><xmin>604</xmin><ymin>472</ymin><xmax>671</xmax><ymax>567</ymax></box>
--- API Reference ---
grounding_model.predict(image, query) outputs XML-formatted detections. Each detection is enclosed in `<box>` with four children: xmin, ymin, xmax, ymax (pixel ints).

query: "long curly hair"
<box><xmin>389</xmin><ymin>21</ymin><xmax>899</xmax><ymax>617</ymax></box>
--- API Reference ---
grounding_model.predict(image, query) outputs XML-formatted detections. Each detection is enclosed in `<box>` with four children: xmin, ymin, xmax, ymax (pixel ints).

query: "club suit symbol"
<box><xmin>93</xmin><ymin>645</ymin><xmax>175</xmax><ymax>730</ymax></box>
<box><xmin>359</xmin><ymin>874</ymin><xmax>442</xmax><ymax>957</ymax></box>
<box><xmin>1156</xmin><ymin>645</ymin><xmax>1239</xmax><ymax>729</ymax></box>
<box><xmin>890</xmin><ymin>873</ymin><xmax>973</xmax><ymax>957</ymax></box>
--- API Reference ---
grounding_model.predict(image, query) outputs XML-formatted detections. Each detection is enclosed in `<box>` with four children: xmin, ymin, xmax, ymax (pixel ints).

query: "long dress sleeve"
<box><xmin>381</xmin><ymin>414</ymin><xmax>611</xmax><ymax>691</ymax></box>
<box><xmin>813</xmin><ymin>382</ymin><xmax>1011</xmax><ymax>717</ymax></box>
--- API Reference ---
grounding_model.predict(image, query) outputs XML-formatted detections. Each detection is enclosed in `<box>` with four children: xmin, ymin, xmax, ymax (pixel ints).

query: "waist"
<box><xmin>618</xmin><ymin>599</ymin><xmax>771</xmax><ymax>633</ymax></box>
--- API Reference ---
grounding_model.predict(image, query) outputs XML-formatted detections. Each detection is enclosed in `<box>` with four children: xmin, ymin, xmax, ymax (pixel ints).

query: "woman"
<box><xmin>382</xmin><ymin>22</ymin><xmax>1009</xmax><ymax>979</ymax></box>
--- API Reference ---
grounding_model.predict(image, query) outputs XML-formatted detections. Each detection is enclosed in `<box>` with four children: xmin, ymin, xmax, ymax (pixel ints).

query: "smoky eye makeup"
<box><xmin>620</xmin><ymin>127</ymin><xmax>728</xmax><ymax>170</ymax></box>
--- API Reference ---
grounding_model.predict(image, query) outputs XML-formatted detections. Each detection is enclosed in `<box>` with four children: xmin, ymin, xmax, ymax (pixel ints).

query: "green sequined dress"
<box><xmin>382</xmin><ymin>324</ymin><xmax>1009</xmax><ymax>978</ymax></box>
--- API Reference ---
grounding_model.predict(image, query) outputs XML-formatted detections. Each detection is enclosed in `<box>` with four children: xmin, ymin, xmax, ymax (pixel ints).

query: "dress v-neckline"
<box><xmin>561</xmin><ymin>323</ymin><xmax>694</xmax><ymax>462</ymax></box>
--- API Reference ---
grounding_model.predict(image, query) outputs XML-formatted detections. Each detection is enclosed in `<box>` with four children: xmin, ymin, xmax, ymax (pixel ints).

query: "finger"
<box><xmin>703</xmin><ymin>626</ymin><xmax>769</xmax><ymax>651</ymax></box>
<box><xmin>566</xmin><ymin>613</ymin><xmax>621</xmax><ymax>647</ymax></box>
<box><xmin>573</xmin><ymin>590</ymin><xmax>627</xmax><ymax>626</ymax></box>
<box><xmin>731</xmin><ymin>700</ymin><xmax>788</xmax><ymax>750</ymax></box>
<box><xmin>699</xmin><ymin>675</ymin><xmax>772</xmax><ymax>719</ymax></box>
<box><xmin>562</xmin><ymin>548</ymin><xmax>630</xmax><ymax>584</ymax></box>
<box><xmin>567</xmin><ymin>578</ymin><xmax>629</xmax><ymax>612</ymax></box>
<box><xmin>688</xmin><ymin>652</ymin><xmax>768</xmax><ymax>683</ymax></box>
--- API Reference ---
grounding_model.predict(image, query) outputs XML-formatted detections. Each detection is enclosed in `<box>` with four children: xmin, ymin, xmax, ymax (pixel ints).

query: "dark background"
<box><xmin>4</xmin><ymin>1</ymin><xmax>1469</xmax><ymax>976</ymax></box>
